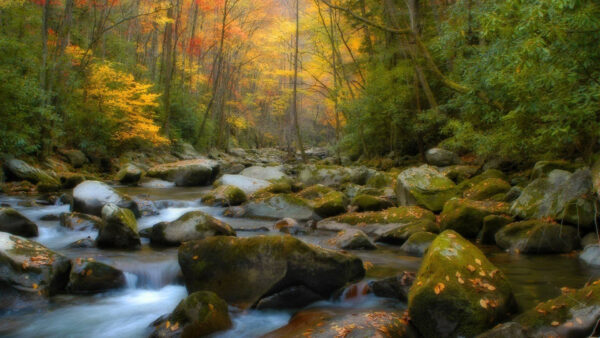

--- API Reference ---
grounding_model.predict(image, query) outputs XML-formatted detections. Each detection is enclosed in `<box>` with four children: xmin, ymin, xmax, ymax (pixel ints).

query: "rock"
<box><xmin>297</xmin><ymin>184</ymin><xmax>335</xmax><ymax>200</ymax></box>
<box><xmin>531</xmin><ymin>160</ymin><xmax>583</xmax><ymax>179</ymax></box>
<box><xmin>240</xmin><ymin>165</ymin><xmax>288</xmax><ymax>180</ymax></box>
<box><xmin>511</xmin><ymin>169</ymin><xmax>597</xmax><ymax>228</ymax></box>
<box><xmin>495</xmin><ymin>220</ymin><xmax>579</xmax><ymax>254</ymax></box>
<box><xmin>72</xmin><ymin>181</ymin><xmax>140</xmax><ymax>218</ymax></box>
<box><xmin>255</xmin><ymin>285</ymin><xmax>323</xmax><ymax>310</ymax></box>
<box><xmin>115</xmin><ymin>164</ymin><xmax>143</xmax><ymax>185</ymax></box>
<box><xmin>150</xmin><ymin>211</ymin><xmax>235</xmax><ymax>246</ymax></box>
<box><xmin>331</xmin><ymin>229</ymin><xmax>375</xmax><ymax>250</ymax></box>
<box><xmin>351</xmin><ymin>194</ymin><xmax>394</xmax><ymax>212</ymax></box>
<box><xmin>229</xmin><ymin>147</ymin><xmax>247</xmax><ymax>157</ymax></box>
<box><xmin>40</xmin><ymin>214</ymin><xmax>60</xmax><ymax>221</ymax></box>
<box><xmin>59</xmin><ymin>212</ymin><xmax>102</xmax><ymax>231</ymax></box>
<box><xmin>370</xmin><ymin>271</ymin><xmax>416</xmax><ymax>301</ymax></box>
<box><xmin>67</xmin><ymin>259</ymin><xmax>126</xmax><ymax>294</ymax></box>
<box><xmin>3</xmin><ymin>159</ymin><xmax>60</xmax><ymax>188</ymax></box>
<box><xmin>59</xmin><ymin>173</ymin><xmax>86</xmax><ymax>189</ymax></box>
<box><xmin>217</xmin><ymin>174</ymin><xmax>271</xmax><ymax>195</ymax></box>
<box><xmin>0</xmin><ymin>232</ymin><xmax>71</xmax><ymax>296</ymax></box>
<box><xmin>0</xmin><ymin>207</ymin><xmax>38</xmax><ymax>237</ymax></box>
<box><xmin>65</xmin><ymin>238</ymin><xmax>96</xmax><ymax>249</ymax></box>
<box><xmin>580</xmin><ymin>245</ymin><xmax>600</xmax><ymax>266</ymax></box>
<box><xmin>441</xmin><ymin>165</ymin><xmax>479</xmax><ymax>183</ymax></box>
<box><xmin>299</xmin><ymin>165</ymin><xmax>372</xmax><ymax>187</ymax></box>
<box><xmin>313</xmin><ymin>191</ymin><xmax>349</xmax><ymax>218</ymax></box>
<box><xmin>317</xmin><ymin>206</ymin><xmax>436</xmax><ymax>233</ymax></box>
<box><xmin>477</xmin><ymin>215</ymin><xmax>513</xmax><ymax>245</ymax></box>
<box><xmin>366</xmin><ymin>172</ymin><xmax>392</xmax><ymax>189</ymax></box>
<box><xmin>508</xmin><ymin>280</ymin><xmax>600</xmax><ymax>337</ymax></box>
<box><xmin>151</xmin><ymin>291</ymin><xmax>232</xmax><ymax>338</ymax></box>
<box><xmin>408</xmin><ymin>230</ymin><xmax>516</xmax><ymax>337</ymax></box>
<box><xmin>174</xmin><ymin>142</ymin><xmax>201</xmax><ymax>160</ymax></box>
<box><xmin>502</xmin><ymin>186</ymin><xmax>522</xmax><ymax>202</ymax></box>
<box><xmin>274</xmin><ymin>218</ymin><xmax>306</xmax><ymax>235</ymax></box>
<box><xmin>61</xmin><ymin>149</ymin><xmax>88</xmax><ymax>168</ymax></box>
<box><xmin>201</xmin><ymin>185</ymin><xmax>247</xmax><ymax>206</ymax></box>
<box><xmin>375</xmin><ymin>219</ymin><xmax>439</xmax><ymax>245</ymax></box>
<box><xmin>140</xmin><ymin>179</ymin><xmax>175</xmax><ymax>189</ymax></box>
<box><xmin>396</xmin><ymin>165</ymin><xmax>458</xmax><ymax>212</ymax></box>
<box><xmin>244</xmin><ymin>194</ymin><xmax>314</xmax><ymax>221</ymax></box>
<box><xmin>425</xmin><ymin>148</ymin><xmax>459</xmax><ymax>167</ymax></box>
<box><xmin>582</xmin><ymin>232</ymin><xmax>599</xmax><ymax>248</ymax></box>
<box><xmin>463</xmin><ymin>178</ymin><xmax>511</xmax><ymax>201</ymax></box>
<box><xmin>264</xmin><ymin>308</ymin><xmax>417</xmax><ymax>338</ymax></box>
<box><xmin>477</xmin><ymin>322</ymin><xmax>527</xmax><ymax>338</ymax></box>
<box><xmin>223</xmin><ymin>206</ymin><xmax>246</xmax><ymax>218</ymax></box>
<box><xmin>147</xmin><ymin>159</ymin><xmax>220</xmax><ymax>187</ymax></box>
<box><xmin>178</xmin><ymin>235</ymin><xmax>365</xmax><ymax>308</ymax></box>
<box><xmin>96</xmin><ymin>203</ymin><xmax>140</xmax><ymax>250</ymax></box>
<box><xmin>400</xmin><ymin>232</ymin><xmax>437</xmax><ymax>256</ymax></box>
<box><xmin>439</xmin><ymin>198</ymin><xmax>510</xmax><ymax>238</ymax></box>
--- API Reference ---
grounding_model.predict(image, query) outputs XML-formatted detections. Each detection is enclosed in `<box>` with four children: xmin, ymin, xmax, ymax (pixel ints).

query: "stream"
<box><xmin>2</xmin><ymin>185</ymin><xmax>600</xmax><ymax>337</ymax></box>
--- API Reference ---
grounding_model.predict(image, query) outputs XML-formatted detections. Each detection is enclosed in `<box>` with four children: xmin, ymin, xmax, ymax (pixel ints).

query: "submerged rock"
<box><xmin>495</xmin><ymin>220</ymin><xmax>579</xmax><ymax>254</ymax></box>
<box><xmin>150</xmin><ymin>211</ymin><xmax>235</xmax><ymax>246</ymax></box>
<box><xmin>396</xmin><ymin>165</ymin><xmax>457</xmax><ymax>212</ymax></box>
<box><xmin>96</xmin><ymin>203</ymin><xmax>140</xmax><ymax>250</ymax></box>
<box><xmin>0</xmin><ymin>207</ymin><xmax>38</xmax><ymax>237</ymax></box>
<box><xmin>244</xmin><ymin>194</ymin><xmax>314</xmax><ymax>221</ymax></box>
<box><xmin>178</xmin><ymin>235</ymin><xmax>364</xmax><ymax>308</ymax></box>
<box><xmin>331</xmin><ymin>229</ymin><xmax>375</xmax><ymax>250</ymax></box>
<box><xmin>400</xmin><ymin>231</ymin><xmax>437</xmax><ymax>256</ymax></box>
<box><xmin>408</xmin><ymin>230</ymin><xmax>516</xmax><ymax>337</ymax></box>
<box><xmin>72</xmin><ymin>180</ymin><xmax>140</xmax><ymax>217</ymax></box>
<box><xmin>67</xmin><ymin>259</ymin><xmax>126</xmax><ymax>294</ymax></box>
<box><xmin>59</xmin><ymin>212</ymin><xmax>102</xmax><ymax>231</ymax></box>
<box><xmin>147</xmin><ymin>159</ymin><xmax>220</xmax><ymax>187</ymax></box>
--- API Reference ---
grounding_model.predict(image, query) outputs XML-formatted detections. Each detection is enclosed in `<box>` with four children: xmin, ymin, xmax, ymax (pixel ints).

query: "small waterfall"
<box><xmin>340</xmin><ymin>281</ymin><xmax>371</xmax><ymax>301</ymax></box>
<box><xmin>118</xmin><ymin>260</ymin><xmax>182</xmax><ymax>289</ymax></box>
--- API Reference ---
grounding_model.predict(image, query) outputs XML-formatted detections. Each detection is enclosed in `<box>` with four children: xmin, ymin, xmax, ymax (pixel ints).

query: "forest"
<box><xmin>1</xmin><ymin>0</ymin><xmax>600</xmax><ymax>337</ymax></box>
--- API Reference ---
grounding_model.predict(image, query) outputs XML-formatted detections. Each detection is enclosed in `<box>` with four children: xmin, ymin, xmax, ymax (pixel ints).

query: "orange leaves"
<box><xmin>466</xmin><ymin>264</ymin><xmax>476</xmax><ymax>272</ymax></box>
<box><xmin>434</xmin><ymin>283</ymin><xmax>445</xmax><ymax>295</ymax></box>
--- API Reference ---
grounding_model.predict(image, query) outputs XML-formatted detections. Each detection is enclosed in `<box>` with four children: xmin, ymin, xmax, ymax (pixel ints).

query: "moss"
<box><xmin>397</xmin><ymin>165</ymin><xmax>458</xmax><ymax>212</ymax></box>
<box><xmin>351</xmin><ymin>194</ymin><xmax>394</xmax><ymax>212</ymax></box>
<box><xmin>296</xmin><ymin>184</ymin><xmax>334</xmax><ymax>200</ymax></box>
<box><xmin>439</xmin><ymin>198</ymin><xmax>510</xmax><ymax>238</ymax></box>
<box><xmin>531</xmin><ymin>160</ymin><xmax>584</xmax><ymax>179</ymax></box>
<box><xmin>376</xmin><ymin>219</ymin><xmax>439</xmax><ymax>245</ymax></box>
<box><xmin>457</xmin><ymin>169</ymin><xmax>507</xmax><ymax>192</ymax></box>
<box><xmin>366</xmin><ymin>172</ymin><xmax>392</xmax><ymax>189</ymax></box>
<box><xmin>313</xmin><ymin>191</ymin><xmax>348</xmax><ymax>218</ymax></box>
<box><xmin>203</xmin><ymin>185</ymin><xmax>247</xmax><ymax>206</ymax></box>
<box><xmin>463</xmin><ymin>178</ymin><xmax>511</xmax><ymax>200</ymax></box>
<box><xmin>408</xmin><ymin>230</ymin><xmax>516</xmax><ymax>337</ymax></box>
<box><xmin>325</xmin><ymin>206</ymin><xmax>436</xmax><ymax>225</ymax></box>
<box><xmin>170</xmin><ymin>291</ymin><xmax>232</xmax><ymax>337</ymax></box>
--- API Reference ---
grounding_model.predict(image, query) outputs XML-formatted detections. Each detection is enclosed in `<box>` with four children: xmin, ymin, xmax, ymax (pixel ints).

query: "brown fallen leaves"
<box><xmin>434</xmin><ymin>283</ymin><xmax>445</xmax><ymax>295</ymax></box>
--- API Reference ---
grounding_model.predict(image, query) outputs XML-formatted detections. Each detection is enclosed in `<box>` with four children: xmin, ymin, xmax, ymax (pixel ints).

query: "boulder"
<box><xmin>0</xmin><ymin>232</ymin><xmax>71</xmax><ymax>296</ymax></box>
<box><xmin>425</xmin><ymin>148</ymin><xmax>459</xmax><ymax>167</ymax></box>
<box><xmin>317</xmin><ymin>206</ymin><xmax>436</xmax><ymax>233</ymax></box>
<box><xmin>65</xmin><ymin>238</ymin><xmax>96</xmax><ymax>249</ymax></box>
<box><xmin>151</xmin><ymin>291</ymin><xmax>232</xmax><ymax>338</ymax></box>
<box><xmin>255</xmin><ymin>285</ymin><xmax>323</xmax><ymax>310</ymax></box>
<box><xmin>296</xmin><ymin>184</ymin><xmax>335</xmax><ymax>200</ymax></box>
<box><xmin>351</xmin><ymin>194</ymin><xmax>394</xmax><ymax>212</ymax></box>
<box><xmin>477</xmin><ymin>215</ymin><xmax>513</xmax><ymax>245</ymax></box>
<box><xmin>511</xmin><ymin>169</ymin><xmax>597</xmax><ymax>228</ymax></box>
<box><xmin>59</xmin><ymin>173</ymin><xmax>86</xmax><ymax>189</ymax></box>
<box><xmin>150</xmin><ymin>211</ymin><xmax>235</xmax><ymax>246</ymax></box>
<box><xmin>0</xmin><ymin>207</ymin><xmax>38</xmax><ymax>237</ymax></box>
<box><xmin>375</xmin><ymin>219</ymin><xmax>439</xmax><ymax>245</ymax></box>
<box><xmin>61</xmin><ymin>149</ymin><xmax>88</xmax><ymax>168</ymax></box>
<box><xmin>439</xmin><ymin>198</ymin><xmax>510</xmax><ymax>238</ymax></box>
<box><xmin>115</xmin><ymin>164</ymin><xmax>143</xmax><ymax>185</ymax></box>
<box><xmin>59</xmin><ymin>212</ymin><xmax>102</xmax><ymax>231</ymax></box>
<box><xmin>495</xmin><ymin>220</ymin><xmax>579</xmax><ymax>254</ymax></box>
<box><xmin>299</xmin><ymin>165</ymin><xmax>372</xmax><ymax>187</ymax></box>
<box><xmin>244</xmin><ymin>194</ymin><xmax>314</xmax><ymax>221</ymax></box>
<box><xmin>582</xmin><ymin>232</ymin><xmax>599</xmax><ymax>248</ymax></box>
<box><xmin>147</xmin><ymin>159</ymin><xmax>220</xmax><ymax>187</ymax></box>
<box><xmin>3</xmin><ymin>159</ymin><xmax>60</xmax><ymax>189</ymax></box>
<box><xmin>463</xmin><ymin>178</ymin><xmax>511</xmax><ymax>201</ymax></box>
<box><xmin>331</xmin><ymin>229</ymin><xmax>375</xmax><ymax>250</ymax></box>
<box><xmin>408</xmin><ymin>230</ymin><xmax>516</xmax><ymax>337</ymax></box>
<box><xmin>396</xmin><ymin>165</ymin><xmax>458</xmax><ymax>212</ymax></box>
<box><xmin>217</xmin><ymin>174</ymin><xmax>271</xmax><ymax>195</ymax></box>
<box><xmin>370</xmin><ymin>271</ymin><xmax>416</xmax><ymax>301</ymax></box>
<box><xmin>400</xmin><ymin>232</ymin><xmax>437</xmax><ymax>256</ymax></box>
<box><xmin>240</xmin><ymin>165</ymin><xmax>288</xmax><ymax>181</ymax></box>
<box><xmin>72</xmin><ymin>181</ymin><xmax>140</xmax><ymax>217</ymax></box>
<box><xmin>313</xmin><ymin>191</ymin><xmax>349</xmax><ymax>218</ymax></box>
<box><xmin>67</xmin><ymin>259</ymin><xmax>126</xmax><ymax>294</ymax></box>
<box><xmin>96</xmin><ymin>204</ymin><xmax>140</xmax><ymax>250</ymax></box>
<box><xmin>531</xmin><ymin>160</ymin><xmax>583</xmax><ymax>179</ymax></box>
<box><xmin>366</xmin><ymin>172</ymin><xmax>392</xmax><ymax>189</ymax></box>
<box><xmin>201</xmin><ymin>185</ymin><xmax>247</xmax><ymax>206</ymax></box>
<box><xmin>441</xmin><ymin>165</ymin><xmax>479</xmax><ymax>183</ymax></box>
<box><xmin>178</xmin><ymin>235</ymin><xmax>365</xmax><ymax>308</ymax></box>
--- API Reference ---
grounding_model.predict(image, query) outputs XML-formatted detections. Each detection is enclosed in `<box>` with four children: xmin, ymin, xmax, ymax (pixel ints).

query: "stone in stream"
<box><xmin>178</xmin><ymin>235</ymin><xmax>365</xmax><ymax>309</ymax></box>
<box><xmin>351</xmin><ymin>194</ymin><xmax>395</xmax><ymax>212</ymax></box>
<box><xmin>115</xmin><ymin>163</ymin><xmax>143</xmax><ymax>185</ymax></box>
<box><xmin>408</xmin><ymin>230</ymin><xmax>516</xmax><ymax>337</ymax></box>
<box><xmin>151</xmin><ymin>291</ymin><xmax>232</xmax><ymax>338</ymax></box>
<box><xmin>331</xmin><ymin>229</ymin><xmax>375</xmax><ymax>250</ymax></box>
<box><xmin>375</xmin><ymin>219</ymin><xmax>439</xmax><ymax>245</ymax></box>
<box><xmin>150</xmin><ymin>211</ymin><xmax>235</xmax><ymax>246</ymax></box>
<box><xmin>439</xmin><ymin>198</ymin><xmax>510</xmax><ymax>238</ymax></box>
<box><xmin>369</xmin><ymin>271</ymin><xmax>416</xmax><ymax>301</ymax></box>
<box><xmin>72</xmin><ymin>180</ymin><xmax>140</xmax><ymax>217</ymax></box>
<box><xmin>255</xmin><ymin>285</ymin><xmax>323</xmax><ymax>310</ymax></box>
<box><xmin>495</xmin><ymin>220</ymin><xmax>579</xmax><ymax>254</ymax></box>
<box><xmin>477</xmin><ymin>214</ymin><xmax>513</xmax><ymax>245</ymax></box>
<box><xmin>425</xmin><ymin>147</ymin><xmax>460</xmax><ymax>167</ymax></box>
<box><xmin>396</xmin><ymin>165</ymin><xmax>458</xmax><ymax>212</ymax></box>
<box><xmin>313</xmin><ymin>191</ymin><xmax>349</xmax><ymax>218</ymax></box>
<box><xmin>67</xmin><ymin>258</ymin><xmax>126</xmax><ymax>294</ymax></box>
<box><xmin>298</xmin><ymin>165</ymin><xmax>373</xmax><ymax>187</ymax></box>
<box><xmin>239</xmin><ymin>165</ymin><xmax>288</xmax><ymax>181</ymax></box>
<box><xmin>0</xmin><ymin>207</ymin><xmax>38</xmax><ymax>237</ymax></box>
<box><xmin>65</xmin><ymin>237</ymin><xmax>96</xmax><ymax>249</ymax></box>
<box><xmin>580</xmin><ymin>245</ymin><xmax>600</xmax><ymax>266</ymax></box>
<box><xmin>59</xmin><ymin>212</ymin><xmax>102</xmax><ymax>231</ymax></box>
<box><xmin>316</xmin><ymin>206</ymin><xmax>436</xmax><ymax>233</ymax></box>
<box><xmin>243</xmin><ymin>194</ymin><xmax>314</xmax><ymax>221</ymax></box>
<box><xmin>400</xmin><ymin>231</ymin><xmax>437</xmax><ymax>257</ymax></box>
<box><xmin>146</xmin><ymin>159</ymin><xmax>220</xmax><ymax>187</ymax></box>
<box><xmin>96</xmin><ymin>203</ymin><xmax>140</xmax><ymax>250</ymax></box>
<box><xmin>200</xmin><ymin>184</ymin><xmax>247</xmax><ymax>206</ymax></box>
<box><xmin>273</xmin><ymin>218</ymin><xmax>306</xmax><ymax>235</ymax></box>
<box><xmin>216</xmin><ymin>174</ymin><xmax>271</xmax><ymax>195</ymax></box>
<box><xmin>581</xmin><ymin>232</ymin><xmax>600</xmax><ymax>248</ymax></box>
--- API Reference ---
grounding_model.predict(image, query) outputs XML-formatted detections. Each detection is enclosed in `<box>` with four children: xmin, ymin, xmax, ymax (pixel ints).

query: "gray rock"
<box><xmin>147</xmin><ymin>159</ymin><xmax>220</xmax><ymax>187</ymax></box>
<box><xmin>0</xmin><ymin>207</ymin><xmax>38</xmax><ymax>237</ymax></box>
<box><xmin>150</xmin><ymin>211</ymin><xmax>235</xmax><ymax>246</ymax></box>
<box><xmin>369</xmin><ymin>271</ymin><xmax>415</xmax><ymax>301</ymax></box>
<box><xmin>580</xmin><ymin>245</ymin><xmax>600</xmax><ymax>266</ymax></box>
<box><xmin>332</xmin><ymin>229</ymin><xmax>375</xmax><ymax>250</ymax></box>
<box><xmin>96</xmin><ymin>203</ymin><xmax>140</xmax><ymax>250</ymax></box>
<box><xmin>495</xmin><ymin>220</ymin><xmax>579</xmax><ymax>254</ymax></box>
<box><xmin>72</xmin><ymin>181</ymin><xmax>140</xmax><ymax>218</ymax></box>
<box><xmin>240</xmin><ymin>165</ymin><xmax>288</xmax><ymax>180</ymax></box>
<box><xmin>60</xmin><ymin>212</ymin><xmax>102</xmax><ymax>231</ymax></box>
<box><xmin>425</xmin><ymin>148</ymin><xmax>459</xmax><ymax>167</ymax></box>
<box><xmin>115</xmin><ymin>164</ymin><xmax>143</xmax><ymax>185</ymax></box>
<box><xmin>244</xmin><ymin>194</ymin><xmax>314</xmax><ymax>221</ymax></box>
<box><xmin>400</xmin><ymin>232</ymin><xmax>436</xmax><ymax>256</ymax></box>
<box><xmin>396</xmin><ymin>165</ymin><xmax>457</xmax><ymax>212</ymax></box>
<box><xmin>67</xmin><ymin>259</ymin><xmax>126</xmax><ymax>294</ymax></box>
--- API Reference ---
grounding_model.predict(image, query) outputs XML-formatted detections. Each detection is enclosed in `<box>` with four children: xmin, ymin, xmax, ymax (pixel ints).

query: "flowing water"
<box><xmin>2</xmin><ymin>185</ymin><xmax>600</xmax><ymax>337</ymax></box>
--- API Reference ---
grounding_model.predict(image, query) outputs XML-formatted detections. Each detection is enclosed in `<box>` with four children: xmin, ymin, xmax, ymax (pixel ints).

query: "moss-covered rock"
<box><xmin>201</xmin><ymin>185</ymin><xmax>247</xmax><ymax>207</ymax></box>
<box><xmin>67</xmin><ymin>259</ymin><xmax>126</xmax><ymax>294</ymax></box>
<box><xmin>3</xmin><ymin>158</ymin><xmax>60</xmax><ymax>189</ymax></box>
<box><xmin>400</xmin><ymin>232</ymin><xmax>437</xmax><ymax>257</ymax></box>
<box><xmin>72</xmin><ymin>180</ymin><xmax>140</xmax><ymax>218</ymax></box>
<box><xmin>330</xmin><ymin>229</ymin><xmax>375</xmax><ymax>250</ymax></box>
<box><xmin>96</xmin><ymin>203</ymin><xmax>140</xmax><ymax>250</ymax></box>
<box><xmin>0</xmin><ymin>207</ymin><xmax>38</xmax><ymax>237</ymax></box>
<box><xmin>244</xmin><ymin>194</ymin><xmax>314</xmax><ymax>221</ymax></box>
<box><xmin>150</xmin><ymin>211</ymin><xmax>235</xmax><ymax>246</ymax></box>
<box><xmin>369</xmin><ymin>271</ymin><xmax>416</xmax><ymax>301</ymax></box>
<box><xmin>115</xmin><ymin>164</ymin><xmax>143</xmax><ymax>185</ymax></box>
<box><xmin>296</xmin><ymin>184</ymin><xmax>334</xmax><ymax>200</ymax></box>
<box><xmin>313</xmin><ymin>191</ymin><xmax>348</xmax><ymax>218</ymax></box>
<box><xmin>59</xmin><ymin>212</ymin><xmax>102</xmax><ymax>231</ymax></box>
<box><xmin>351</xmin><ymin>194</ymin><xmax>395</xmax><ymax>212</ymax></box>
<box><xmin>298</xmin><ymin>165</ymin><xmax>372</xmax><ymax>187</ymax></box>
<box><xmin>477</xmin><ymin>215</ymin><xmax>513</xmax><ymax>245</ymax></box>
<box><xmin>495</xmin><ymin>220</ymin><xmax>579</xmax><ymax>254</ymax></box>
<box><xmin>366</xmin><ymin>172</ymin><xmax>393</xmax><ymax>189</ymax></box>
<box><xmin>581</xmin><ymin>232</ymin><xmax>599</xmax><ymax>248</ymax></box>
<box><xmin>178</xmin><ymin>235</ymin><xmax>365</xmax><ymax>308</ymax></box>
<box><xmin>463</xmin><ymin>178</ymin><xmax>511</xmax><ymax>201</ymax></box>
<box><xmin>531</xmin><ymin>160</ymin><xmax>584</xmax><ymax>179</ymax></box>
<box><xmin>441</xmin><ymin>165</ymin><xmax>479</xmax><ymax>183</ymax></box>
<box><xmin>440</xmin><ymin>198</ymin><xmax>510</xmax><ymax>238</ymax></box>
<box><xmin>408</xmin><ymin>230</ymin><xmax>516</xmax><ymax>337</ymax></box>
<box><xmin>321</xmin><ymin>206</ymin><xmax>436</xmax><ymax>227</ymax></box>
<box><xmin>216</xmin><ymin>174</ymin><xmax>271</xmax><ymax>195</ymax></box>
<box><xmin>151</xmin><ymin>291</ymin><xmax>232</xmax><ymax>338</ymax></box>
<box><xmin>376</xmin><ymin>219</ymin><xmax>439</xmax><ymax>245</ymax></box>
<box><xmin>396</xmin><ymin>165</ymin><xmax>458</xmax><ymax>212</ymax></box>
<box><xmin>59</xmin><ymin>172</ymin><xmax>86</xmax><ymax>189</ymax></box>
<box><xmin>147</xmin><ymin>159</ymin><xmax>220</xmax><ymax>187</ymax></box>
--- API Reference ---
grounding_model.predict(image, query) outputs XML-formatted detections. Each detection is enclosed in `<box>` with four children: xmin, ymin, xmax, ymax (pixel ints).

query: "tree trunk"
<box><xmin>292</xmin><ymin>0</ymin><xmax>306</xmax><ymax>162</ymax></box>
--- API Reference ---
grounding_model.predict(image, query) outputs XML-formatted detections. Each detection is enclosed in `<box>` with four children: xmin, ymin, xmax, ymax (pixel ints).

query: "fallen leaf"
<box><xmin>434</xmin><ymin>283</ymin><xmax>445</xmax><ymax>295</ymax></box>
<box><xmin>480</xmin><ymin>299</ymin><xmax>488</xmax><ymax>309</ymax></box>
<box><xmin>467</xmin><ymin>265</ymin><xmax>476</xmax><ymax>272</ymax></box>
<box><xmin>170</xmin><ymin>322</ymin><xmax>179</xmax><ymax>331</ymax></box>
<box><xmin>551</xmin><ymin>321</ymin><xmax>560</xmax><ymax>327</ymax></box>
<box><xmin>475</xmin><ymin>258</ymin><xmax>482</xmax><ymax>265</ymax></box>
<box><xmin>32</xmin><ymin>283</ymin><xmax>38</xmax><ymax>289</ymax></box>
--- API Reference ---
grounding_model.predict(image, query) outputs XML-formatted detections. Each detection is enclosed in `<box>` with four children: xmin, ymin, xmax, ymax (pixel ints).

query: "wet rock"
<box><xmin>65</xmin><ymin>237</ymin><xmax>96</xmax><ymax>249</ymax></box>
<box><xmin>240</xmin><ymin>165</ymin><xmax>288</xmax><ymax>180</ymax></box>
<box><xmin>59</xmin><ymin>193</ymin><xmax>73</xmax><ymax>205</ymax></box>
<box><xmin>439</xmin><ymin>198</ymin><xmax>510</xmax><ymax>238</ymax></box>
<box><xmin>223</xmin><ymin>206</ymin><xmax>246</xmax><ymax>218</ymax></box>
<box><xmin>531</xmin><ymin>160</ymin><xmax>583</xmax><ymax>179</ymax></box>
<box><xmin>151</xmin><ymin>291</ymin><xmax>232</xmax><ymax>338</ymax></box>
<box><xmin>274</xmin><ymin>218</ymin><xmax>305</xmax><ymax>234</ymax></box>
<box><xmin>178</xmin><ymin>235</ymin><xmax>365</xmax><ymax>308</ymax></box>
<box><xmin>331</xmin><ymin>229</ymin><xmax>375</xmax><ymax>250</ymax></box>
<box><xmin>313</xmin><ymin>191</ymin><xmax>349</xmax><ymax>218</ymax></box>
<box><xmin>400</xmin><ymin>232</ymin><xmax>437</xmax><ymax>256</ymax></box>
<box><xmin>244</xmin><ymin>194</ymin><xmax>314</xmax><ymax>221</ymax></box>
<box><xmin>351</xmin><ymin>194</ymin><xmax>394</xmax><ymax>212</ymax></box>
<box><xmin>408</xmin><ymin>230</ymin><xmax>516</xmax><ymax>337</ymax></box>
<box><xmin>425</xmin><ymin>148</ymin><xmax>459</xmax><ymax>167</ymax></box>
<box><xmin>72</xmin><ymin>181</ymin><xmax>140</xmax><ymax>217</ymax></box>
<box><xmin>477</xmin><ymin>215</ymin><xmax>513</xmax><ymax>245</ymax></box>
<box><xmin>39</xmin><ymin>214</ymin><xmax>59</xmax><ymax>221</ymax></box>
<box><xmin>140</xmin><ymin>179</ymin><xmax>175</xmax><ymax>189</ymax></box>
<box><xmin>0</xmin><ymin>207</ymin><xmax>38</xmax><ymax>237</ymax></box>
<box><xmin>477</xmin><ymin>322</ymin><xmax>527</xmax><ymax>338</ymax></box>
<box><xmin>150</xmin><ymin>211</ymin><xmax>235</xmax><ymax>246</ymax></box>
<box><xmin>375</xmin><ymin>219</ymin><xmax>439</xmax><ymax>245</ymax></box>
<box><xmin>255</xmin><ymin>285</ymin><xmax>323</xmax><ymax>310</ymax></box>
<box><xmin>147</xmin><ymin>159</ymin><xmax>220</xmax><ymax>187</ymax></box>
<box><xmin>370</xmin><ymin>271</ymin><xmax>416</xmax><ymax>301</ymax></box>
<box><xmin>495</xmin><ymin>220</ymin><xmax>579</xmax><ymax>254</ymax></box>
<box><xmin>96</xmin><ymin>203</ymin><xmax>140</xmax><ymax>250</ymax></box>
<box><xmin>396</xmin><ymin>165</ymin><xmax>458</xmax><ymax>212</ymax></box>
<box><xmin>463</xmin><ymin>178</ymin><xmax>511</xmax><ymax>201</ymax></box>
<box><xmin>201</xmin><ymin>185</ymin><xmax>247</xmax><ymax>206</ymax></box>
<box><xmin>216</xmin><ymin>174</ymin><xmax>271</xmax><ymax>195</ymax></box>
<box><xmin>115</xmin><ymin>164</ymin><xmax>143</xmax><ymax>185</ymax></box>
<box><xmin>60</xmin><ymin>212</ymin><xmax>102</xmax><ymax>231</ymax></box>
<box><xmin>580</xmin><ymin>245</ymin><xmax>600</xmax><ymax>266</ymax></box>
<box><xmin>67</xmin><ymin>259</ymin><xmax>126</xmax><ymax>294</ymax></box>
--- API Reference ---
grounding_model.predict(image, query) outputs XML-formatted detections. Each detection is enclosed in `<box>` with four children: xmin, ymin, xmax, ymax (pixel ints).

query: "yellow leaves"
<box><xmin>434</xmin><ymin>283</ymin><xmax>445</xmax><ymax>295</ymax></box>
<box><xmin>466</xmin><ymin>264</ymin><xmax>476</xmax><ymax>272</ymax></box>
<box><xmin>480</xmin><ymin>298</ymin><xmax>488</xmax><ymax>309</ymax></box>
<box><xmin>363</xmin><ymin>261</ymin><xmax>373</xmax><ymax>271</ymax></box>
<box><xmin>475</xmin><ymin>258</ymin><xmax>482</xmax><ymax>265</ymax></box>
